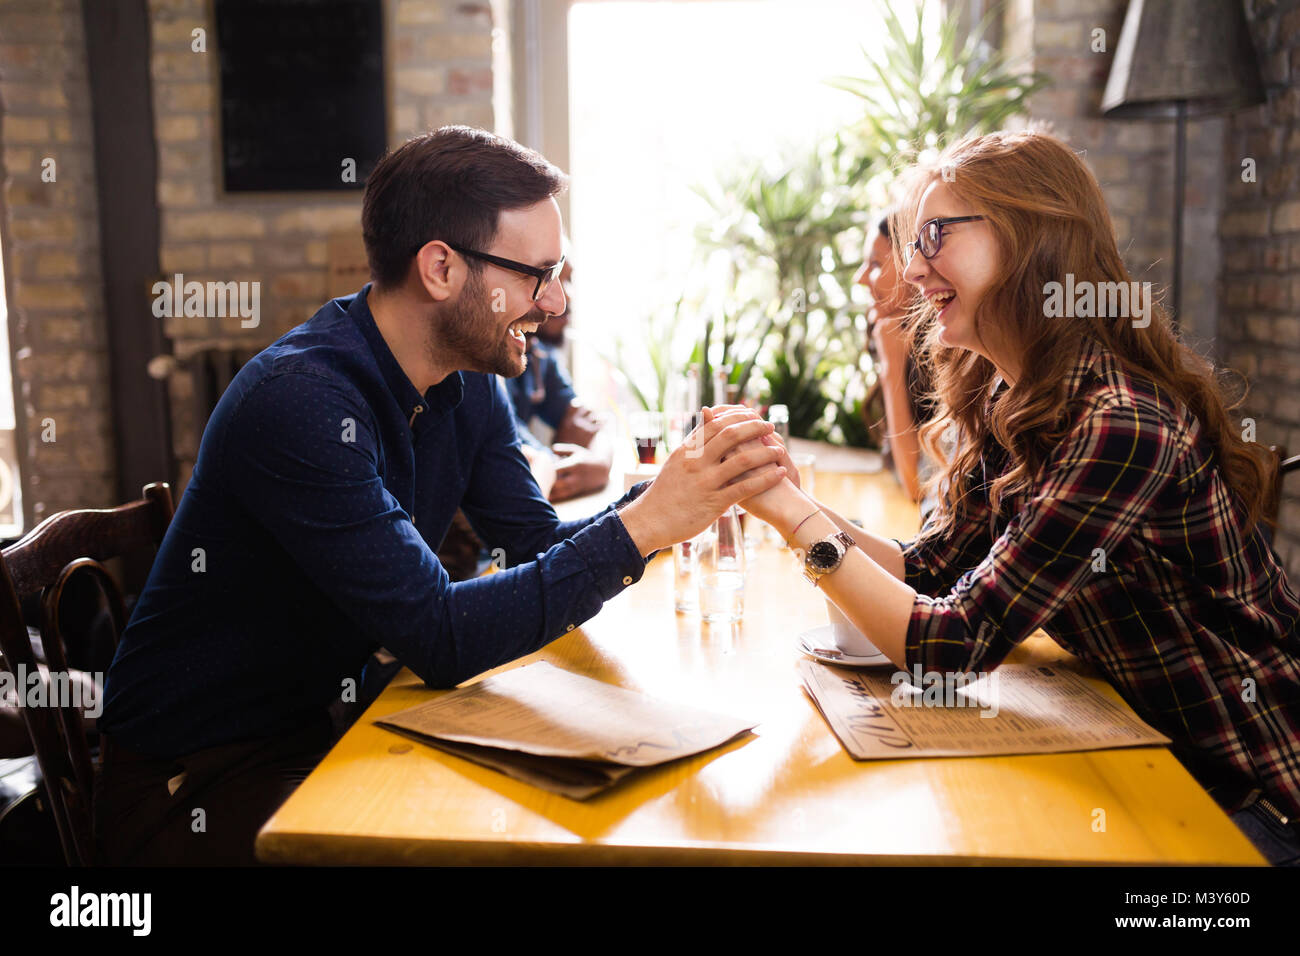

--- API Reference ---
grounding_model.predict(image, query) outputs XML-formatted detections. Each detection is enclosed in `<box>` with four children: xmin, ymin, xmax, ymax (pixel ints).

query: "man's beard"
<box><xmin>433</xmin><ymin>269</ymin><xmax>526</xmax><ymax>378</ymax></box>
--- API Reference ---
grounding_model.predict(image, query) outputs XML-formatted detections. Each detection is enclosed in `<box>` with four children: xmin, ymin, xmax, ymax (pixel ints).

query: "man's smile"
<box><xmin>508</xmin><ymin>317</ymin><xmax>542</xmax><ymax>347</ymax></box>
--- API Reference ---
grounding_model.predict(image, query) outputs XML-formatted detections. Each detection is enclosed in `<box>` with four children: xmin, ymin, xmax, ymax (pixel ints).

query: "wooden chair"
<box><xmin>1267</xmin><ymin>446</ymin><xmax>1300</xmax><ymax>531</ymax></box>
<box><xmin>0</xmin><ymin>482</ymin><xmax>174</xmax><ymax>865</ymax></box>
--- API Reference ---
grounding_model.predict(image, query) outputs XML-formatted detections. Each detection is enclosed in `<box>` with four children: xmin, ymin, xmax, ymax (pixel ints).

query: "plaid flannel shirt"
<box><xmin>895</xmin><ymin>340</ymin><xmax>1300</xmax><ymax>819</ymax></box>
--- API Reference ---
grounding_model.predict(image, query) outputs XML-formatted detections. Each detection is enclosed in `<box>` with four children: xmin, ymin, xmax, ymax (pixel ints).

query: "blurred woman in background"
<box><xmin>856</xmin><ymin>210</ymin><xmax>934</xmax><ymax>510</ymax></box>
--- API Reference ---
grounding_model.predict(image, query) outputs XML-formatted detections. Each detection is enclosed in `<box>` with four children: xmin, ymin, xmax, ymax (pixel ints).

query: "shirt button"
<box><xmin>565</xmin><ymin>623</ymin><xmax>575</xmax><ymax>632</ymax></box>
<box><xmin>622</xmin><ymin>575</ymin><xmax>633</xmax><ymax>585</ymax></box>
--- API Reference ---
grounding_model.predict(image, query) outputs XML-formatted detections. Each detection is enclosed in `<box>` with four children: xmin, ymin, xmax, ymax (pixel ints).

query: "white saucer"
<box><xmin>797</xmin><ymin>625</ymin><xmax>892</xmax><ymax>667</ymax></box>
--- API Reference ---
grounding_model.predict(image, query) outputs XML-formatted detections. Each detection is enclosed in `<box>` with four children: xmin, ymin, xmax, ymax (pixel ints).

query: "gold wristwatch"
<box><xmin>802</xmin><ymin>531</ymin><xmax>856</xmax><ymax>586</ymax></box>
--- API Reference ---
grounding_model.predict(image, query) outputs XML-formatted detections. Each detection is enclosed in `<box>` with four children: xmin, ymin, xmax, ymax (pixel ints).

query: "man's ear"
<box><xmin>415</xmin><ymin>241</ymin><xmax>456</xmax><ymax>302</ymax></box>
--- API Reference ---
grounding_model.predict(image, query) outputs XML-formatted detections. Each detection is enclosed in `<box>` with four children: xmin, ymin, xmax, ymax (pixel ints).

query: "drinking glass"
<box><xmin>711</xmin><ymin>364</ymin><xmax>732</xmax><ymax>408</ymax></box>
<box><xmin>673</xmin><ymin>535</ymin><xmax>700</xmax><ymax>613</ymax></box>
<box><xmin>629</xmin><ymin>410</ymin><xmax>664</xmax><ymax>464</ymax></box>
<box><xmin>736</xmin><ymin>507</ymin><xmax>757</xmax><ymax>559</ymax></box>
<box><xmin>666</xmin><ymin>366</ymin><xmax>700</xmax><ymax>453</ymax></box>
<box><xmin>698</xmin><ymin>506</ymin><xmax>745</xmax><ymax>623</ymax></box>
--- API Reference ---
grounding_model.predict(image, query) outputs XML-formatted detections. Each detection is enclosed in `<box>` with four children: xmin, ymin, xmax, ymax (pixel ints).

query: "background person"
<box><xmin>505</xmin><ymin>256</ymin><xmax>614</xmax><ymax>503</ymax></box>
<box><xmin>856</xmin><ymin>211</ymin><xmax>935</xmax><ymax>510</ymax></box>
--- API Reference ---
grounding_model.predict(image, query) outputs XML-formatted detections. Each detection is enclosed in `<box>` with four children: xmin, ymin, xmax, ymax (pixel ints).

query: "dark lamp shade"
<box><xmin>1102</xmin><ymin>0</ymin><xmax>1264</xmax><ymax>119</ymax></box>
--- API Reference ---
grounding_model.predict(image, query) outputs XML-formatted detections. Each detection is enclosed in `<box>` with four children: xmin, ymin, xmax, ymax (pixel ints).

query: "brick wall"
<box><xmin>1007</xmin><ymin>0</ymin><xmax>1224</xmax><ymax>352</ymax></box>
<box><xmin>1219</xmin><ymin>0</ymin><xmax>1300</xmax><ymax>578</ymax></box>
<box><xmin>1010</xmin><ymin>0</ymin><xmax>1300</xmax><ymax>576</ymax></box>
<box><xmin>0</xmin><ymin>0</ymin><xmax>117</xmax><ymax>526</ymax></box>
<box><xmin>148</xmin><ymin>0</ymin><xmax>497</xmax><ymax>488</ymax></box>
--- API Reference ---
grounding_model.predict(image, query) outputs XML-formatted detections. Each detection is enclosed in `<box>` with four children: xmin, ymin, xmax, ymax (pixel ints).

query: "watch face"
<box><xmin>807</xmin><ymin>540</ymin><xmax>840</xmax><ymax>571</ymax></box>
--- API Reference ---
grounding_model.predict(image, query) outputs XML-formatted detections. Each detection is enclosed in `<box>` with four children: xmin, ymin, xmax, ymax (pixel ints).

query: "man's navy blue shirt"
<box><xmin>101</xmin><ymin>286</ymin><xmax>647</xmax><ymax>757</ymax></box>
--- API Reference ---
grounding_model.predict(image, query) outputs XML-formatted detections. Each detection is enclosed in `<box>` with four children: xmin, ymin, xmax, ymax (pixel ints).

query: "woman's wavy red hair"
<box><xmin>889</xmin><ymin>129</ymin><xmax>1274</xmax><ymax>539</ymax></box>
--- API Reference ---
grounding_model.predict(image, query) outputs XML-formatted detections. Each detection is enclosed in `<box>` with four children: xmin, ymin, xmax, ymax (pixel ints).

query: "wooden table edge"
<box><xmin>255</xmin><ymin>830</ymin><xmax>1268</xmax><ymax>868</ymax></box>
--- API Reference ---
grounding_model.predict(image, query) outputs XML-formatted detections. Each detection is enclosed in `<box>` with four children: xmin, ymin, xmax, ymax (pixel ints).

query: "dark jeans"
<box><xmin>94</xmin><ymin>715</ymin><xmax>333</xmax><ymax>866</ymax></box>
<box><xmin>1230</xmin><ymin>799</ymin><xmax>1300</xmax><ymax>867</ymax></box>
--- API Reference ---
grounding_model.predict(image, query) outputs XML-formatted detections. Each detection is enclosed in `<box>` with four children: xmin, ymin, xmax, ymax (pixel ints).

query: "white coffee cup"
<box><xmin>825</xmin><ymin>598</ymin><xmax>882</xmax><ymax>658</ymax></box>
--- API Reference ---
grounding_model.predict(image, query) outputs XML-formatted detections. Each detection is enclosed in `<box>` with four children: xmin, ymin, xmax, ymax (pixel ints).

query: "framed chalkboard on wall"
<box><xmin>214</xmin><ymin>0</ymin><xmax>386</xmax><ymax>192</ymax></box>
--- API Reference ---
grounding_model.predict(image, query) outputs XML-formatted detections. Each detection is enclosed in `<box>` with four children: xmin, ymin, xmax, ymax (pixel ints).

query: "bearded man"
<box><xmin>96</xmin><ymin>126</ymin><xmax>785</xmax><ymax>865</ymax></box>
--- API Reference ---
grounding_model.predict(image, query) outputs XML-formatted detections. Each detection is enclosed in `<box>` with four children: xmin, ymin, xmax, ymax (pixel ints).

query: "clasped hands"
<box><xmin>616</xmin><ymin>404</ymin><xmax>815</xmax><ymax>558</ymax></box>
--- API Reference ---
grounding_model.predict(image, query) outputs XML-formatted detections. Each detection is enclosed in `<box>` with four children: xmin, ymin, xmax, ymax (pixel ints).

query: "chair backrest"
<box><xmin>0</xmin><ymin>482</ymin><xmax>174</xmax><ymax>865</ymax></box>
<box><xmin>1267</xmin><ymin>445</ymin><xmax>1300</xmax><ymax>530</ymax></box>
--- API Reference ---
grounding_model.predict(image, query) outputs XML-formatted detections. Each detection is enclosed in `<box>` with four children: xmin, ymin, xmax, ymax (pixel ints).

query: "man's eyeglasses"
<box><xmin>904</xmin><ymin>216</ymin><xmax>986</xmax><ymax>265</ymax></box>
<box><xmin>446</xmin><ymin>243</ymin><xmax>565</xmax><ymax>302</ymax></box>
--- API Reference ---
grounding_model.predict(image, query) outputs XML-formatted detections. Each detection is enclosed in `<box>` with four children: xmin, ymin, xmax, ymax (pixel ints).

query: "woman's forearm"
<box><xmin>812</xmin><ymin>500</ymin><xmax>907</xmax><ymax>582</ymax></box>
<box><xmin>758</xmin><ymin>486</ymin><xmax>913</xmax><ymax>668</ymax></box>
<box><xmin>787</xmin><ymin>508</ymin><xmax>915</xmax><ymax>670</ymax></box>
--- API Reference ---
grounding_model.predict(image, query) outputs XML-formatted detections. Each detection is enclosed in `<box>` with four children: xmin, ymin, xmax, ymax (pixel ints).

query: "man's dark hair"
<box><xmin>361</xmin><ymin>126</ymin><xmax>568</xmax><ymax>288</ymax></box>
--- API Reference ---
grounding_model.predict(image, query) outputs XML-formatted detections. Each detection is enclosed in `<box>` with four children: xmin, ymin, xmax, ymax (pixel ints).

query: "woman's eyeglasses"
<box><xmin>446</xmin><ymin>243</ymin><xmax>565</xmax><ymax>301</ymax></box>
<box><xmin>905</xmin><ymin>216</ymin><xmax>986</xmax><ymax>265</ymax></box>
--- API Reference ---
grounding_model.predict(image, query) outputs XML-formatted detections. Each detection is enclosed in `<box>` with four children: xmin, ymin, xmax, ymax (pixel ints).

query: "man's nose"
<box><xmin>538</xmin><ymin>277</ymin><xmax>567</xmax><ymax>317</ymax></box>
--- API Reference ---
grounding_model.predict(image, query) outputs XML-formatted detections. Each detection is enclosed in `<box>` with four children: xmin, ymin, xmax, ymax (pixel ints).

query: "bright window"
<box><xmin>567</xmin><ymin>0</ymin><xmax>903</xmax><ymax>408</ymax></box>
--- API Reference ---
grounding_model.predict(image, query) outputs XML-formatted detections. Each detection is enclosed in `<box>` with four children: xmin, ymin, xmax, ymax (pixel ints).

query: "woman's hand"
<box><xmin>871</xmin><ymin>311</ymin><xmax>910</xmax><ymax>374</ymax></box>
<box><xmin>617</xmin><ymin>406</ymin><xmax>786</xmax><ymax>556</ymax></box>
<box><xmin>738</xmin><ymin>475</ymin><xmax>810</xmax><ymax>533</ymax></box>
<box><xmin>703</xmin><ymin>406</ymin><xmax>812</xmax><ymax>535</ymax></box>
<box><xmin>707</xmin><ymin>404</ymin><xmax>800</xmax><ymax>490</ymax></box>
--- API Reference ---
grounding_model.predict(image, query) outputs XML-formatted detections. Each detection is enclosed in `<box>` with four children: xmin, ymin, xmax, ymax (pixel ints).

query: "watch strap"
<box><xmin>801</xmin><ymin>531</ymin><xmax>856</xmax><ymax>586</ymax></box>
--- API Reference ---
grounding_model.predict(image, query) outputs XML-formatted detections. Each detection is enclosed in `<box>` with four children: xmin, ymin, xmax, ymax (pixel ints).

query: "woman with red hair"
<box><xmin>738</xmin><ymin>129</ymin><xmax>1300</xmax><ymax>865</ymax></box>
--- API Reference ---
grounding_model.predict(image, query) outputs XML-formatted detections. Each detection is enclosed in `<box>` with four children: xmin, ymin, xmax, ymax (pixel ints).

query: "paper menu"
<box><xmin>397</xmin><ymin>735</ymin><xmax>641</xmax><ymax>801</ymax></box>
<box><xmin>376</xmin><ymin>661</ymin><xmax>756</xmax><ymax>798</ymax></box>
<box><xmin>799</xmin><ymin>658</ymin><xmax>1171</xmax><ymax>760</ymax></box>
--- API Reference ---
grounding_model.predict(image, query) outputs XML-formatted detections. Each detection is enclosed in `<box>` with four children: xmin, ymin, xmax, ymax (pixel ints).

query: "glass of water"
<box><xmin>673</xmin><ymin>534</ymin><xmax>700</xmax><ymax>613</ymax></box>
<box><xmin>698</xmin><ymin>507</ymin><xmax>745</xmax><ymax>623</ymax></box>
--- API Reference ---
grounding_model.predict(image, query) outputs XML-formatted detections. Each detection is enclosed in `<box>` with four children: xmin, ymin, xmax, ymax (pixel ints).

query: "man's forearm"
<box><xmin>553</xmin><ymin>478</ymin><xmax>649</xmax><ymax>543</ymax></box>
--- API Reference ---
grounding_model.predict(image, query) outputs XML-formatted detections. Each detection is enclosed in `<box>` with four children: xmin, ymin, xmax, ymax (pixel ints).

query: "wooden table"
<box><xmin>257</xmin><ymin>470</ymin><xmax>1266</xmax><ymax>865</ymax></box>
